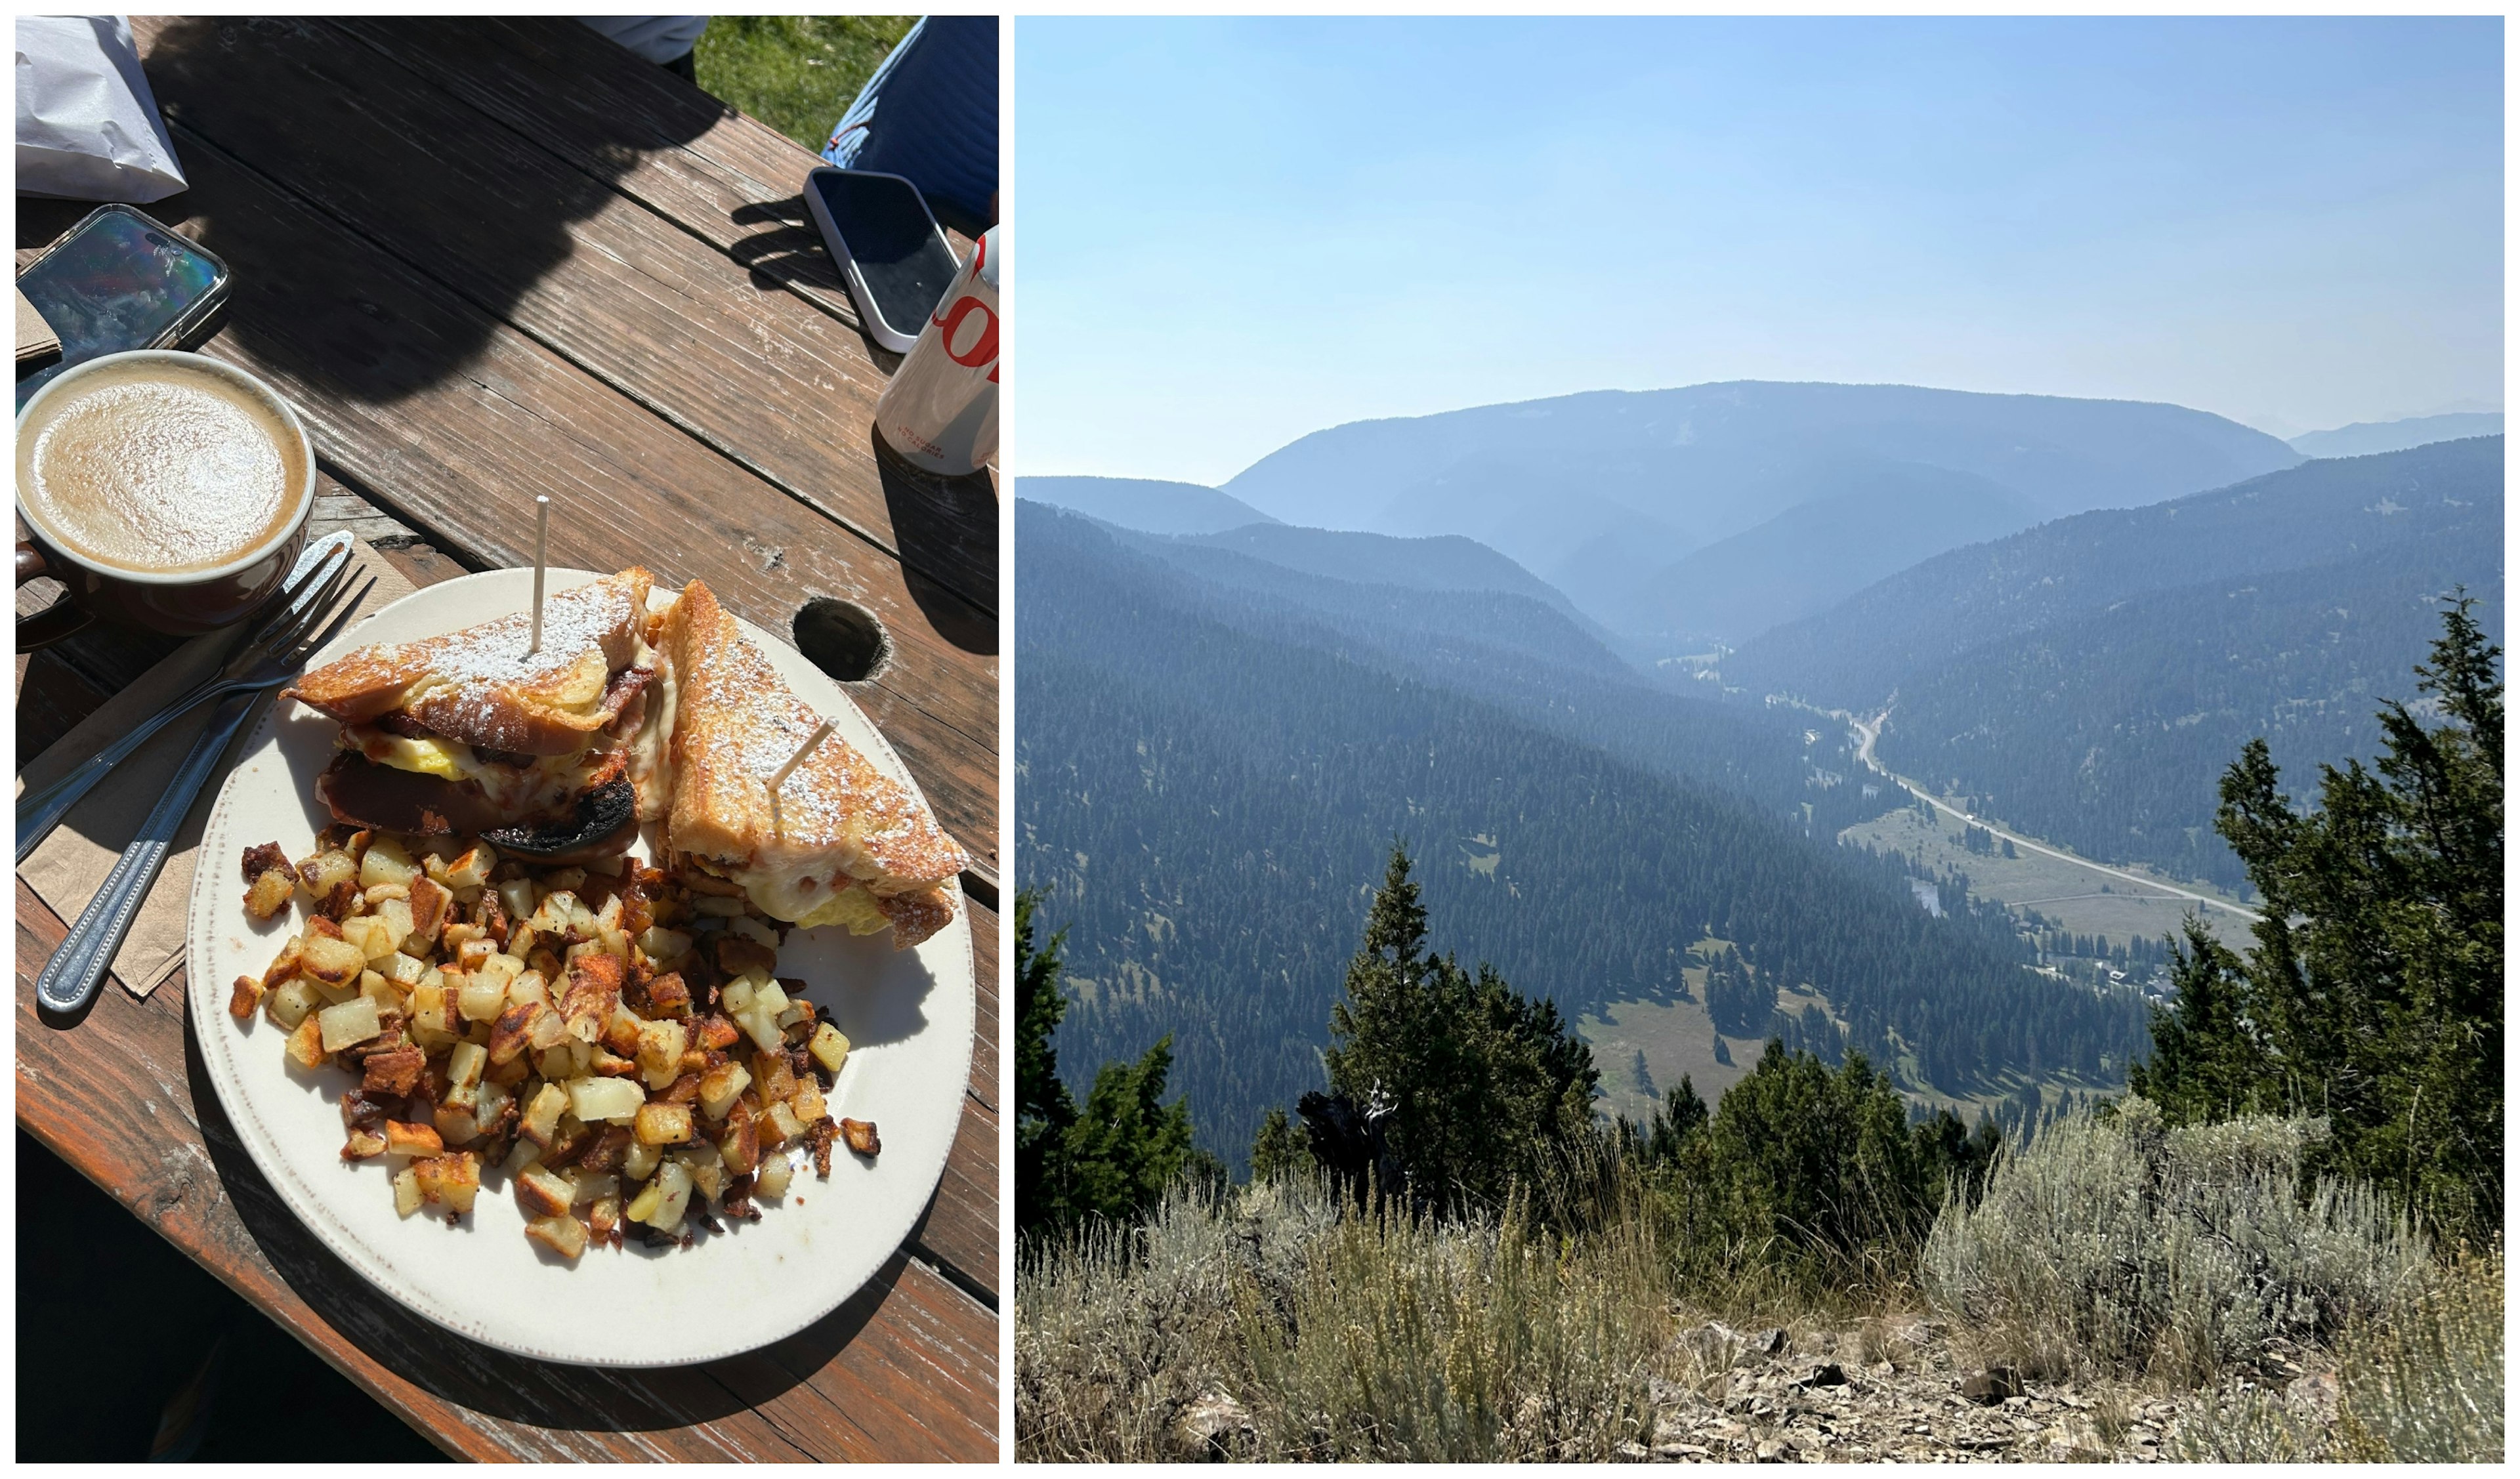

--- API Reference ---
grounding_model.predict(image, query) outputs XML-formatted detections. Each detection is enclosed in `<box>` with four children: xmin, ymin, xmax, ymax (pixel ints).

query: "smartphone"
<box><xmin>15</xmin><ymin>204</ymin><xmax>232</xmax><ymax>409</ymax></box>
<box><xmin>804</xmin><ymin>167</ymin><xmax>960</xmax><ymax>354</ymax></box>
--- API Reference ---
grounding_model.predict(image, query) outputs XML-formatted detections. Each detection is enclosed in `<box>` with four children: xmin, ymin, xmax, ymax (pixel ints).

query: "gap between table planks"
<box><xmin>18</xmin><ymin>874</ymin><xmax>1000</xmax><ymax>1463</ymax></box>
<box><xmin>104</xmin><ymin>17</ymin><xmax>998</xmax><ymax>889</ymax></box>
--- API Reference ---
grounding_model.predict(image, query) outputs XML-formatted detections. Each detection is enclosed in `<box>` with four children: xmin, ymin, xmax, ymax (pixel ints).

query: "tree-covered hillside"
<box><xmin>1017</xmin><ymin>504</ymin><xmax>2147</xmax><ymax>1165</ymax></box>
<box><xmin>1727</xmin><ymin>437</ymin><xmax>2503</xmax><ymax>887</ymax></box>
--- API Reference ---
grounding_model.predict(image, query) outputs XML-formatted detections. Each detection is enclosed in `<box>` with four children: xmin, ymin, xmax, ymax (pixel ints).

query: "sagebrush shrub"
<box><xmin>1922</xmin><ymin>1098</ymin><xmax>2433</xmax><ymax>1385</ymax></box>
<box><xmin>2170</xmin><ymin>1246</ymin><xmax>2502</xmax><ymax>1462</ymax></box>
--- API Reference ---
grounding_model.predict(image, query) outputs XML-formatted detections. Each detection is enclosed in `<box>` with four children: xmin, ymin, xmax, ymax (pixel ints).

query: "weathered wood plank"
<box><xmin>343</xmin><ymin>16</ymin><xmax>873</xmax><ymax>327</ymax></box>
<box><xmin>129</xmin><ymin>15</ymin><xmax>997</xmax><ymax>622</ymax></box>
<box><xmin>16</xmin><ymin>877</ymin><xmax>998</xmax><ymax>1461</ymax></box>
<box><xmin>969</xmin><ymin>892</ymin><xmax>1001</xmax><ymax>1117</ymax></box>
<box><xmin>920</xmin><ymin>1097</ymin><xmax>1003</xmax><ymax>1302</ymax></box>
<box><xmin>329</xmin><ymin>16</ymin><xmax>883</xmax><ymax>333</ymax></box>
<box><xmin>111</xmin><ymin>128</ymin><xmax>999</xmax><ymax>879</ymax></box>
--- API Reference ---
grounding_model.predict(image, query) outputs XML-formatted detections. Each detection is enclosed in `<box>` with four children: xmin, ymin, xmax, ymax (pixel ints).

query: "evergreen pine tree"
<box><xmin>1014</xmin><ymin>890</ymin><xmax>1077</xmax><ymax>1238</ymax></box>
<box><xmin>1320</xmin><ymin>844</ymin><xmax>1601</xmax><ymax>1206</ymax></box>
<box><xmin>1059</xmin><ymin>1036</ymin><xmax>1196</xmax><ymax>1219</ymax></box>
<box><xmin>2131</xmin><ymin>598</ymin><xmax>2504</xmax><ymax>1236</ymax></box>
<box><xmin>1015</xmin><ymin>889</ymin><xmax>1200</xmax><ymax>1236</ymax></box>
<box><xmin>1644</xmin><ymin>1075</ymin><xmax>1708</xmax><ymax>1163</ymax></box>
<box><xmin>1250</xmin><ymin>1105</ymin><xmax>1307</xmax><ymax>1182</ymax></box>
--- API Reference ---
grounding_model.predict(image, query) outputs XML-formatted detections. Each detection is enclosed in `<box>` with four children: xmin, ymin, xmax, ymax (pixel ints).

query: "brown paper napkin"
<box><xmin>18</xmin><ymin>538</ymin><xmax>419</xmax><ymax>997</ymax></box>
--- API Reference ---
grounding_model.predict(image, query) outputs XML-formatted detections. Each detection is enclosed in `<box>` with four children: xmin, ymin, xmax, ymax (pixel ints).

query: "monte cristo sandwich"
<box><xmin>282</xmin><ymin>568</ymin><xmax>665</xmax><ymax>861</ymax></box>
<box><xmin>654</xmin><ymin>579</ymin><xmax>967</xmax><ymax>948</ymax></box>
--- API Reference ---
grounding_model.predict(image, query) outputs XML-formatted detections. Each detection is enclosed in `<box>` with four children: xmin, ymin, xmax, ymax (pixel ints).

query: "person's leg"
<box><xmin>821</xmin><ymin>17</ymin><xmax>996</xmax><ymax>236</ymax></box>
<box><xmin>662</xmin><ymin>49</ymin><xmax>696</xmax><ymax>83</ymax></box>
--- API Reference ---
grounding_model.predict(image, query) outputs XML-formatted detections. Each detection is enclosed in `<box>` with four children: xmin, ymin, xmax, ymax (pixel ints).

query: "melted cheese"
<box><xmin>711</xmin><ymin>864</ymin><xmax>886</xmax><ymax>934</ymax></box>
<box><xmin>354</xmin><ymin>729</ymin><xmax>469</xmax><ymax>780</ymax></box>
<box><xmin>780</xmin><ymin>883</ymin><xmax>887</xmax><ymax>935</ymax></box>
<box><xmin>628</xmin><ymin>644</ymin><xmax>677</xmax><ymax>821</ymax></box>
<box><xmin>342</xmin><ymin>724</ymin><xmax>605</xmax><ymax>814</ymax></box>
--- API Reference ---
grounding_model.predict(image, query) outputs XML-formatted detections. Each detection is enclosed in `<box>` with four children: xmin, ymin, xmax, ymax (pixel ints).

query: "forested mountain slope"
<box><xmin>1017</xmin><ymin>503</ymin><xmax>2146</xmax><ymax>1165</ymax></box>
<box><xmin>1089</xmin><ymin>515</ymin><xmax>1883</xmax><ymax>833</ymax></box>
<box><xmin>1727</xmin><ymin>438</ymin><xmax>2504</xmax><ymax>889</ymax></box>
<box><xmin>1175</xmin><ymin>522</ymin><xmax>1599</xmax><ymax>633</ymax></box>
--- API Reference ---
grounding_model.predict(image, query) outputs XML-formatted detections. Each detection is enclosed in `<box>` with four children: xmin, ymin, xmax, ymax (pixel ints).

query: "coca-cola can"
<box><xmin>875</xmin><ymin>226</ymin><xmax>998</xmax><ymax>476</ymax></box>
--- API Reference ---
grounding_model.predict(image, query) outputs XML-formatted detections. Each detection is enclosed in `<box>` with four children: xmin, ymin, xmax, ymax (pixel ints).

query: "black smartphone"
<box><xmin>803</xmin><ymin>167</ymin><xmax>960</xmax><ymax>354</ymax></box>
<box><xmin>15</xmin><ymin>204</ymin><xmax>232</xmax><ymax>409</ymax></box>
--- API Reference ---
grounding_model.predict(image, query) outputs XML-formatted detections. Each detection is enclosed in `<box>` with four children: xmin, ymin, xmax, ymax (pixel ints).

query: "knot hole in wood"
<box><xmin>793</xmin><ymin>597</ymin><xmax>892</xmax><ymax>684</ymax></box>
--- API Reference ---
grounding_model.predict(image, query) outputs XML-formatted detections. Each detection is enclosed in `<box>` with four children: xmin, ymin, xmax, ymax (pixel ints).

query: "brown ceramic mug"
<box><xmin>15</xmin><ymin>350</ymin><xmax>314</xmax><ymax>650</ymax></box>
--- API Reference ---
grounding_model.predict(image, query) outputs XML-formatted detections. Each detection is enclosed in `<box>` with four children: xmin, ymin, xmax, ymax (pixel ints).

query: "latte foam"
<box><xmin>19</xmin><ymin>360</ymin><xmax>306</xmax><ymax>575</ymax></box>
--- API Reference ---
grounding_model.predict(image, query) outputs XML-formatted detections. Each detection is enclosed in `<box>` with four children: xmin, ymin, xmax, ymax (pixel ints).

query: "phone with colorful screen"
<box><xmin>16</xmin><ymin>204</ymin><xmax>232</xmax><ymax>410</ymax></box>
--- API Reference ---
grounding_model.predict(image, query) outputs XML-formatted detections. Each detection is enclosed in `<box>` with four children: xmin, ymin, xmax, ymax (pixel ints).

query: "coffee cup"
<box><xmin>15</xmin><ymin>349</ymin><xmax>315</xmax><ymax>650</ymax></box>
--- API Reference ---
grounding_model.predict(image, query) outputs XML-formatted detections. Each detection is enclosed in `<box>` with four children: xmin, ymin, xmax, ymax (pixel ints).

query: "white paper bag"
<box><xmin>16</xmin><ymin>15</ymin><xmax>186</xmax><ymax>202</ymax></box>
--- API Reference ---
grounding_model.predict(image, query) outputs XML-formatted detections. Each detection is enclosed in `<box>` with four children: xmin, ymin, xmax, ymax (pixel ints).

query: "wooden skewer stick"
<box><xmin>768</xmin><ymin>720</ymin><xmax>834</xmax><ymax>795</ymax></box>
<box><xmin>527</xmin><ymin>495</ymin><xmax>551</xmax><ymax>655</ymax></box>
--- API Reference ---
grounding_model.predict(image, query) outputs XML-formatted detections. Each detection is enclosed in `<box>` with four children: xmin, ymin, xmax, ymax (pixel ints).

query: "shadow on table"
<box><xmin>869</xmin><ymin>430</ymin><xmax>999</xmax><ymax>650</ymax></box>
<box><xmin>119</xmin><ymin>16</ymin><xmax>721</xmax><ymax>408</ymax></box>
<box><xmin>18</xmin><ymin>1129</ymin><xmax>450</xmax><ymax>1462</ymax></box>
<box><xmin>180</xmin><ymin>1009</ymin><xmax>918</xmax><ymax>1438</ymax></box>
<box><xmin>726</xmin><ymin>196</ymin><xmax>876</xmax><ymax>344</ymax></box>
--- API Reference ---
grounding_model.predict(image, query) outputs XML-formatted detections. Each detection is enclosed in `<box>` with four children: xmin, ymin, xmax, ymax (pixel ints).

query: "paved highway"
<box><xmin>1844</xmin><ymin>709</ymin><xmax>2265</xmax><ymax>925</ymax></box>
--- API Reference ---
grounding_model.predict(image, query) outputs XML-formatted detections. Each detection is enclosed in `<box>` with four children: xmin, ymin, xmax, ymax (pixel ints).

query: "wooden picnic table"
<box><xmin>16</xmin><ymin>17</ymin><xmax>998</xmax><ymax>1462</ymax></box>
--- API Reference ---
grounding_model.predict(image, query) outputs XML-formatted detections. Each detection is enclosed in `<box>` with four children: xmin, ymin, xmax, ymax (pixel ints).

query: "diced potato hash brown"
<box><xmin>232</xmin><ymin>829</ymin><xmax>865</xmax><ymax>1257</ymax></box>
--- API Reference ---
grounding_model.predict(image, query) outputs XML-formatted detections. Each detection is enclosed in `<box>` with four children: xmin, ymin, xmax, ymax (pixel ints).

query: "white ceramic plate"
<box><xmin>186</xmin><ymin>567</ymin><xmax>974</xmax><ymax>1367</ymax></box>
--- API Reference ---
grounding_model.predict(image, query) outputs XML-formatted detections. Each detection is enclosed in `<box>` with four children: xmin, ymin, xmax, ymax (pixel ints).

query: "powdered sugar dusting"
<box><xmin>429</xmin><ymin>578</ymin><xmax>632</xmax><ymax>685</ymax></box>
<box><xmin>680</xmin><ymin>597</ymin><xmax>965</xmax><ymax>885</ymax></box>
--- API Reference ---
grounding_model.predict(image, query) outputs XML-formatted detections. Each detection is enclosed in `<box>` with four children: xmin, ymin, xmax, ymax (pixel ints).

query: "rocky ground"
<box><xmin>1162</xmin><ymin>1314</ymin><xmax>2341</xmax><ymax>1463</ymax></box>
<box><xmin>1622</xmin><ymin>1317</ymin><xmax>2330</xmax><ymax>1463</ymax></box>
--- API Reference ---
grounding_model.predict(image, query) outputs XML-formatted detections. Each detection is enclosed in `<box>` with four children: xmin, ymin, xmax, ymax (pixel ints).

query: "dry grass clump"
<box><xmin>1922</xmin><ymin>1097</ymin><xmax>2433</xmax><ymax>1388</ymax></box>
<box><xmin>1015</xmin><ymin>1182</ymin><xmax>1310</xmax><ymax>1459</ymax></box>
<box><xmin>1017</xmin><ymin>1175</ymin><xmax>1678</xmax><ymax>1461</ymax></box>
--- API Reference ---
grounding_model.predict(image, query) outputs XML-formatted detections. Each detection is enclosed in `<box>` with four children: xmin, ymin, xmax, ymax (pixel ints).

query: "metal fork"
<box><xmin>16</xmin><ymin>533</ymin><xmax>360</xmax><ymax>864</ymax></box>
<box><xmin>33</xmin><ymin>570</ymin><xmax>375</xmax><ymax>1015</ymax></box>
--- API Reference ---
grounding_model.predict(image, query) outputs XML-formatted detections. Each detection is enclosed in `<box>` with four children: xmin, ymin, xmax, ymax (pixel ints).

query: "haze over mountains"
<box><xmin>1015</xmin><ymin>475</ymin><xmax>1278</xmax><ymax>535</ymax></box>
<box><xmin>1016</xmin><ymin>500</ymin><xmax>2147</xmax><ymax>1165</ymax></box>
<box><xmin>1018</xmin><ymin>385</ymin><xmax>2501</xmax><ymax>1156</ymax></box>
<box><xmin>2288</xmin><ymin>411</ymin><xmax>2503</xmax><ymax>459</ymax></box>
<box><xmin>1023</xmin><ymin>381</ymin><xmax>2504</xmax><ymax>881</ymax></box>
<box><xmin>1034</xmin><ymin>381</ymin><xmax>2312</xmax><ymax>652</ymax></box>
<box><xmin>1218</xmin><ymin>381</ymin><xmax>2301</xmax><ymax>644</ymax></box>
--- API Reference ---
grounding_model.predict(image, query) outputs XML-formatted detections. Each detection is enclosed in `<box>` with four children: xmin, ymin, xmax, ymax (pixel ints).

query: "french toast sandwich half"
<box><xmin>284</xmin><ymin>567</ymin><xmax>666</xmax><ymax>859</ymax></box>
<box><xmin>655</xmin><ymin>578</ymin><xmax>967</xmax><ymax>948</ymax></box>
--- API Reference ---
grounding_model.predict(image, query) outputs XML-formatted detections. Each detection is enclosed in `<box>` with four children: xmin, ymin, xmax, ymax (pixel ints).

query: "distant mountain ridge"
<box><xmin>1176</xmin><ymin>523</ymin><xmax>1586</xmax><ymax>626</ymax></box>
<box><xmin>1015</xmin><ymin>475</ymin><xmax>1279</xmax><ymax>535</ymax></box>
<box><xmin>2289</xmin><ymin>412</ymin><xmax>2504</xmax><ymax>459</ymax></box>
<box><xmin>1213</xmin><ymin>381</ymin><xmax>2302</xmax><ymax>649</ymax></box>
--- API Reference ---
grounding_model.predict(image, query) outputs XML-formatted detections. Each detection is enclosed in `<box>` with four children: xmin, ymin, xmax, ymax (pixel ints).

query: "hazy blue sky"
<box><xmin>1015</xmin><ymin>16</ymin><xmax>2502</xmax><ymax>485</ymax></box>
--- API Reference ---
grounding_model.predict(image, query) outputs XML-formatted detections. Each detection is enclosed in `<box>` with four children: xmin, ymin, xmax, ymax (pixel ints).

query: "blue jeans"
<box><xmin>822</xmin><ymin>16</ymin><xmax>997</xmax><ymax>239</ymax></box>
